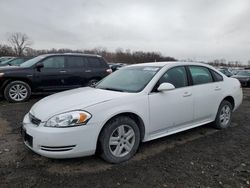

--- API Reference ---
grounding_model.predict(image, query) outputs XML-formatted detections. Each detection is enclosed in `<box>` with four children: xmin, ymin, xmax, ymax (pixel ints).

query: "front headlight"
<box><xmin>45</xmin><ymin>111</ymin><xmax>92</xmax><ymax>128</ymax></box>
<box><xmin>0</xmin><ymin>73</ymin><xmax>4</xmax><ymax>77</ymax></box>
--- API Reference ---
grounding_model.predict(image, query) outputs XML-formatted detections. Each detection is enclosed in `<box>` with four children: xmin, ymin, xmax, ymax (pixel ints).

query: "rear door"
<box><xmin>85</xmin><ymin>57</ymin><xmax>109</xmax><ymax>81</ymax></box>
<box><xmin>188</xmin><ymin>66</ymin><xmax>224</xmax><ymax>123</ymax></box>
<box><xmin>63</xmin><ymin>55</ymin><xmax>88</xmax><ymax>88</ymax></box>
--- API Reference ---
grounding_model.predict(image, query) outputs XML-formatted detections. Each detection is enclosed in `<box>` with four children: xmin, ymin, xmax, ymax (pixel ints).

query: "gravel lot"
<box><xmin>0</xmin><ymin>89</ymin><xmax>250</xmax><ymax>187</ymax></box>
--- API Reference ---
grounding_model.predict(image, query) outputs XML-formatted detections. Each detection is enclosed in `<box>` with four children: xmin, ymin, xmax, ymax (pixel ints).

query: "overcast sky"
<box><xmin>0</xmin><ymin>0</ymin><xmax>250</xmax><ymax>63</ymax></box>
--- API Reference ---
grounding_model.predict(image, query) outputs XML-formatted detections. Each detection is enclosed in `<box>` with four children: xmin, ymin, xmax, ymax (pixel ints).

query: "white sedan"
<box><xmin>22</xmin><ymin>62</ymin><xmax>243</xmax><ymax>163</ymax></box>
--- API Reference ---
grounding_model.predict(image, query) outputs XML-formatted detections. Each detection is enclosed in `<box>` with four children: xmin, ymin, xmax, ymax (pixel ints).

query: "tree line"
<box><xmin>0</xmin><ymin>32</ymin><xmax>176</xmax><ymax>64</ymax></box>
<box><xmin>1</xmin><ymin>32</ymin><xmax>248</xmax><ymax>67</ymax></box>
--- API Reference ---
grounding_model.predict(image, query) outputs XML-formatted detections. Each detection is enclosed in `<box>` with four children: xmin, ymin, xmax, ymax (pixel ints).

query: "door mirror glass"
<box><xmin>157</xmin><ymin>83</ymin><xmax>175</xmax><ymax>92</ymax></box>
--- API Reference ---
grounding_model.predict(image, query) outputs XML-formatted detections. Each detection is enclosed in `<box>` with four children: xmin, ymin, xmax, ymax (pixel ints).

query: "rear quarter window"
<box><xmin>211</xmin><ymin>70</ymin><xmax>223</xmax><ymax>82</ymax></box>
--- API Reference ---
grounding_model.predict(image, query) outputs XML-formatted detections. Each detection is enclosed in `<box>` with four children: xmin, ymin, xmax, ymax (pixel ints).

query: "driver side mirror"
<box><xmin>35</xmin><ymin>62</ymin><xmax>44</xmax><ymax>71</ymax></box>
<box><xmin>157</xmin><ymin>83</ymin><xmax>175</xmax><ymax>92</ymax></box>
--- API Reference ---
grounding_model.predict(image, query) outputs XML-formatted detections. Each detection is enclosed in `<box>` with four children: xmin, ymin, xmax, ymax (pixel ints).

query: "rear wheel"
<box><xmin>99</xmin><ymin>116</ymin><xmax>140</xmax><ymax>163</ymax></box>
<box><xmin>214</xmin><ymin>100</ymin><xmax>232</xmax><ymax>129</ymax></box>
<box><xmin>4</xmin><ymin>81</ymin><xmax>31</xmax><ymax>103</ymax></box>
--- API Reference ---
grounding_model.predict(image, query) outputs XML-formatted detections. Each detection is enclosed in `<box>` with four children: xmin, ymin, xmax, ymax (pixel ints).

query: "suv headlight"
<box><xmin>45</xmin><ymin>111</ymin><xmax>92</xmax><ymax>128</ymax></box>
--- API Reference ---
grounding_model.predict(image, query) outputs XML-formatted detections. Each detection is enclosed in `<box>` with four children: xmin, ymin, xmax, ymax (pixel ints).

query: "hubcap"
<box><xmin>109</xmin><ymin>125</ymin><xmax>135</xmax><ymax>157</ymax></box>
<box><xmin>9</xmin><ymin>84</ymin><xmax>28</xmax><ymax>101</ymax></box>
<box><xmin>220</xmin><ymin>105</ymin><xmax>231</xmax><ymax>126</ymax></box>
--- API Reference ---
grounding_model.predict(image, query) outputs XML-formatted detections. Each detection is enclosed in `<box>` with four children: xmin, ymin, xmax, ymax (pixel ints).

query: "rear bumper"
<box><xmin>233</xmin><ymin>88</ymin><xmax>243</xmax><ymax>111</ymax></box>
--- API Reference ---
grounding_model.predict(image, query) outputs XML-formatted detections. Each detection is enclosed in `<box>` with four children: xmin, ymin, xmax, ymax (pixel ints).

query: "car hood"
<box><xmin>0</xmin><ymin>65</ymin><xmax>24</xmax><ymax>71</ymax></box>
<box><xmin>30</xmin><ymin>87</ymin><xmax>131</xmax><ymax>121</ymax></box>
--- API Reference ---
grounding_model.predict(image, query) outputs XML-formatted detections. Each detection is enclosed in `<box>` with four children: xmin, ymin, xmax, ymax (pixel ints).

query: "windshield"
<box><xmin>236</xmin><ymin>71</ymin><xmax>250</xmax><ymax>76</ymax></box>
<box><xmin>96</xmin><ymin>66</ymin><xmax>161</xmax><ymax>92</ymax></box>
<box><xmin>20</xmin><ymin>55</ymin><xmax>46</xmax><ymax>67</ymax></box>
<box><xmin>0</xmin><ymin>59</ymin><xmax>12</xmax><ymax>65</ymax></box>
<box><xmin>0</xmin><ymin>57</ymin><xmax>13</xmax><ymax>63</ymax></box>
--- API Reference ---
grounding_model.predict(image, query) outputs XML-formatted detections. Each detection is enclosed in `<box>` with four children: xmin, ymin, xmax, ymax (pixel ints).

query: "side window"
<box><xmin>189</xmin><ymin>66</ymin><xmax>213</xmax><ymax>85</ymax></box>
<box><xmin>159</xmin><ymin>66</ymin><xmax>188</xmax><ymax>88</ymax></box>
<box><xmin>211</xmin><ymin>70</ymin><xmax>223</xmax><ymax>82</ymax></box>
<box><xmin>65</xmin><ymin>56</ymin><xmax>86</xmax><ymax>68</ymax></box>
<box><xmin>41</xmin><ymin>56</ymin><xmax>65</xmax><ymax>69</ymax></box>
<box><xmin>86</xmin><ymin>57</ymin><xmax>103</xmax><ymax>68</ymax></box>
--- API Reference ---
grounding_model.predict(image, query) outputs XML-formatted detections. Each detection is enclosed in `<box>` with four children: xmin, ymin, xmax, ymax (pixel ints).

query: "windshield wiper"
<box><xmin>98</xmin><ymin>87</ymin><xmax>125</xmax><ymax>92</ymax></box>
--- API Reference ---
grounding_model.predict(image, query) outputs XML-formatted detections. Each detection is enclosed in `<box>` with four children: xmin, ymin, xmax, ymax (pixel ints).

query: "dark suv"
<box><xmin>0</xmin><ymin>53</ymin><xmax>112</xmax><ymax>102</ymax></box>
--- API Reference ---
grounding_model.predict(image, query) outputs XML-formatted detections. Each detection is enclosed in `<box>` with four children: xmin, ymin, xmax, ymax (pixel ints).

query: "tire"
<box><xmin>99</xmin><ymin>116</ymin><xmax>140</xmax><ymax>163</ymax></box>
<box><xmin>4</xmin><ymin>81</ymin><xmax>31</xmax><ymax>103</ymax></box>
<box><xmin>87</xmin><ymin>79</ymin><xmax>99</xmax><ymax>87</ymax></box>
<box><xmin>214</xmin><ymin>100</ymin><xmax>233</xmax><ymax>129</ymax></box>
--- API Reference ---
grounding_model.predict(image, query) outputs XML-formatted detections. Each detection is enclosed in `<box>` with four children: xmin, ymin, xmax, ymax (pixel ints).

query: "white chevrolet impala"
<box><xmin>22</xmin><ymin>62</ymin><xmax>243</xmax><ymax>163</ymax></box>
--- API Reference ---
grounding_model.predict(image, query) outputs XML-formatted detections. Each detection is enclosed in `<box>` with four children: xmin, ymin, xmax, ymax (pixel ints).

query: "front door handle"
<box><xmin>183</xmin><ymin>91</ymin><xmax>192</xmax><ymax>97</ymax></box>
<box><xmin>85</xmin><ymin>70</ymin><xmax>92</xmax><ymax>73</ymax></box>
<box><xmin>59</xmin><ymin>70</ymin><xmax>67</xmax><ymax>73</ymax></box>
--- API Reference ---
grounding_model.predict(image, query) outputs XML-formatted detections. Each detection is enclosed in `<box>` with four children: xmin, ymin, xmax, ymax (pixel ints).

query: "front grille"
<box><xmin>40</xmin><ymin>145</ymin><xmax>76</xmax><ymax>152</ymax></box>
<box><xmin>29</xmin><ymin>113</ymin><xmax>41</xmax><ymax>125</ymax></box>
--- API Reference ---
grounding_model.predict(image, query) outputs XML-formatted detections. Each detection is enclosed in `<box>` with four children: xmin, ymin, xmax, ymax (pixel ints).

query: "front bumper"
<box><xmin>22</xmin><ymin>114</ymin><xmax>99</xmax><ymax>159</ymax></box>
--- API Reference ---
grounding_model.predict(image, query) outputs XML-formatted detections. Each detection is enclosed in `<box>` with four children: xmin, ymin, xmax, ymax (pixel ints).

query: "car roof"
<box><xmin>128</xmin><ymin>61</ymin><xmax>213</xmax><ymax>68</ymax></box>
<box><xmin>38</xmin><ymin>53</ymin><xmax>102</xmax><ymax>58</ymax></box>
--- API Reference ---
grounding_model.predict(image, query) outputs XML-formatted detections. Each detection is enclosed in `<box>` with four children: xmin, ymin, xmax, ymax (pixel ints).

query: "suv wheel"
<box><xmin>99</xmin><ymin>116</ymin><xmax>140</xmax><ymax>163</ymax></box>
<box><xmin>214</xmin><ymin>100</ymin><xmax>232</xmax><ymax>129</ymax></box>
<box><xmin>4</xmin><ymin>81</ymin><xmax>31</xmax><ymax>103</ymax></box>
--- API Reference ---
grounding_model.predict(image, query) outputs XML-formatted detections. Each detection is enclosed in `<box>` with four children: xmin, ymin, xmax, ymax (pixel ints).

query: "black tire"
<box><xmin>87</xmin><ymin>79</ymin><xmax>99</xmax><ymax>87</ymax></box>
<box><xmin>4</xmin><ymin>81</ymin><xmax>31</xmax><ymax>103</ymax></box>
<box><xmin>214</xmin><ymin>100</ymin><xmax>233</xmax><ymax>129</ymax></box>
<box><xmin>99</xmin><ymin>116</ymin><xmax>140</xmax><ymax>163</ymax></box>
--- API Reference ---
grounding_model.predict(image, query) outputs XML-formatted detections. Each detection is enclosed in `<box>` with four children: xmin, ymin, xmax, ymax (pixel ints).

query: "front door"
<box><xmin>34</xmin><ymin>56</ymin><xmax>67</xmax><ymax>91</ymax></box>
<box><xmin>148</xmin><ymin>66</ymin><xmax>194</xmax><ymax>137</ymax></box>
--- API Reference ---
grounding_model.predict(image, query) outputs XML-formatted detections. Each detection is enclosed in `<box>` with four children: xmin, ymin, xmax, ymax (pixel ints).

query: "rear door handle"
<box><xmin>85</xmin><ymin>70</ymin><xmax>92</xmax><ymax>73</ymax></box>
<box><xmin>214</xmin><ymin>86</ymin><xmax>221</xmax><ymax>91</ymax></box>
<box><xmin>183</xmin><ymin>91</ymin><xmax>192</xmax><ymax>97</ymax></box>
<box><xmin>59</xmin><ymin>70</ymin><xmax>67</xmax><ymax>73</ymax></box>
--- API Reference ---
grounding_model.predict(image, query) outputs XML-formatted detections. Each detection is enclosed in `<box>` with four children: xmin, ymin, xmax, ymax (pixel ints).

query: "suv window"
<box><xmin>65</xmin><ymin>56</ymin><xmax>86</xmax><ymax>68</ymax></box>
<box><xmin>159</xmin><ymin>66</ymin><xmax>188</xmax><ymax>88</ymax></box>
<box><xmin>41</xmin><ymin>56</ymin><xmax>65</xmax><ymax>68</ymax></box>
<box><xmin>189</xmin><ymin>66</ymin><xmax>213</xmax><ymax>85</ymax></box>
<box><xmin>86</xmin><ymin>57</ymin><xmax>104</xmax><ymax>68</ymax></box>
<box><xmin>211</xmin><ymin>70</ymin><xmax>223</xmax><ymax>82</ymax></box>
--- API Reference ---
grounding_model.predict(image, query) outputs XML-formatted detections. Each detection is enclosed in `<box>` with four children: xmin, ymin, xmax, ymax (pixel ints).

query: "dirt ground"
<box><xmin>0</xmin><ymin>89</ymin><xmax>250</xmax><ymax>188</ymax></box>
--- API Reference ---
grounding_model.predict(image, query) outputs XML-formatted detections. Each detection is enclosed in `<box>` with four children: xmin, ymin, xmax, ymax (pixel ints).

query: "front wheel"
<box><xmin>4</xmin><ymin>81</ymin><xmax>31</xmax><ymax>103</ymax></box>
<box><xmin>99</xmin><ymin>116</ymin><xmax>140</xmax><ymax>163</ymax></box>
<box><xmin>214</xmin><ymin>100</ymin><xmax>233</xmax><ymax>129</ymax></box>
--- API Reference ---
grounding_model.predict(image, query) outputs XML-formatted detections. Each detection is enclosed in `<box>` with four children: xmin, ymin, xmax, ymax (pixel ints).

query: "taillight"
<box><xmin>106</xmin><ymin>68</ymin><xmax>112</xmax><ymax>74</ymax></box>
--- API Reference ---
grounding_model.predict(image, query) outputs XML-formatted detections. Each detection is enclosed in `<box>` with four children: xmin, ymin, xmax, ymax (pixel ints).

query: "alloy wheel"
<box><xmin>109</xmin><ymin>125</ymin><xmax>135</xmax><ymax>157</ymax></box>
<box><xmin>9</xmin><ymin>84</ymin><xmax>28</xmax><ymax>101</ymax></box>
<box><xmin>220</xmin><ymin>105</ymin><xmax>231</xmax><ymax>127</ymax></box>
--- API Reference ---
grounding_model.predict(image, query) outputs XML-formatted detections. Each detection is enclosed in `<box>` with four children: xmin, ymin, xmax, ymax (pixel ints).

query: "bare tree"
<box><xmin>8</xmin><ymin>32</ymin><xmax>32</xmax><ymax>56</ymax></box>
